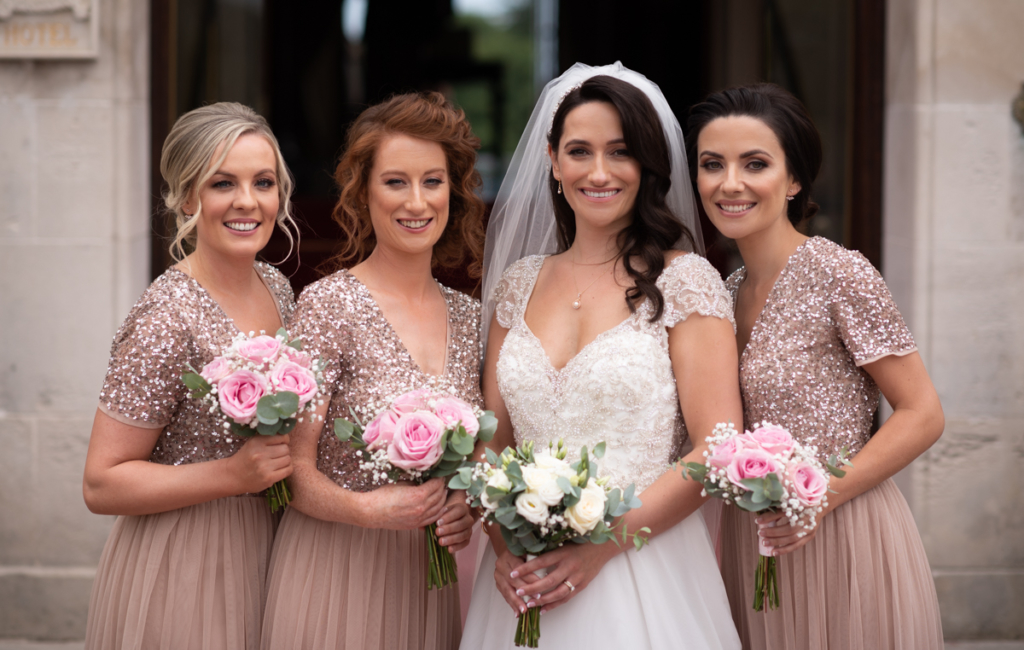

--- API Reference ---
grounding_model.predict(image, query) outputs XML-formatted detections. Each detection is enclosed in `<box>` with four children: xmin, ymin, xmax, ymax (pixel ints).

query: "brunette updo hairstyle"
<box><xmin>686</xmin><ymin>83</ymin><xmax>822</xmax><ymax>225</ymax></box>
<box><xmin>330</xmin><ymin>92</ymin><xmax>486</xmax><ymax>277</ymax></box>
<box><xmin>548</xmin><ymin>75</ymin><xmax>697</xmax><ymax>321</ymax></box>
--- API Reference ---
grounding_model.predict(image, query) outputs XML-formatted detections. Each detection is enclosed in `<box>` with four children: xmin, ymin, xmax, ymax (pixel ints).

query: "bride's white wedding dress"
<box><xmin>461</xmin><ymin>254</ymin><xmax>741</xmax><ymax>649</ymax></box>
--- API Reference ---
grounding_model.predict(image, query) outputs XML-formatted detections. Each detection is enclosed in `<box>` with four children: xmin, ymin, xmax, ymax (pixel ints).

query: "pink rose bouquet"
<box><xmin>333</xmin><ymin>389</ymin><xmax>498</xmax><ymax>590</ymax></box>
<box><xmin>181</xmin><ymin>328</ymin><xmax>325</xmax><ymax>512</ymax></box>
<box><xmin>680</xmin><ymin>422</ymin><xmax>852</xmax><ymax>611</ymax></box>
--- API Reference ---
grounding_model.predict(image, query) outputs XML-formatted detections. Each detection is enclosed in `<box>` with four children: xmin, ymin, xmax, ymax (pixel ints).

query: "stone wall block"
<box><xmin>0</xmin><ymin>99</ymin><xmax>35</xmax><ymax>239</ymax></box>
<box><xmin>33</xmin><ymin>419</ymin><xmax>113</xmax><ymax>566</ymax></box>
<box><xmin>921</xmin><ymin>419</ymin><xmax>1024</xmax><ymax>568</ymax></box>
<box><xmin>935</xmin><ymin>0</ymin><xmax>1024</xmax><ymax>103</ymax></box>
<box><xmin>0</xmin><ymin>419</ymin><xmax>36</xmax><ymax>564</ymax></box>
<box><xmin>935</xmin><ymin>572</ymin><xmax>1024</xmax><ymax>640</ymax></box>
<box><xmin>35</xmin><ymin>103</ymin><xmax>115</xmax><ymax>240</ymax></box>
<box><xmin>0</xmin><ymin>246</ymin><xmax>113</xmax><ymax>414</ymax></box>
<box><xmin>933</xmin><ymin>109</ymin><xmax>1015</xmax><ymax>244</ymax></box>
<box><xmin>0</xmin><ymin>574</ymin><xmax>92</xmax><ymax>640</ymax></box>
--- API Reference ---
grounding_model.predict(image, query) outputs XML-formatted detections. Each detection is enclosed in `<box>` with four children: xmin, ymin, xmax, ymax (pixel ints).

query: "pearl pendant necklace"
<box><xmin>570</xmin><ymin>250</ymin><xmax>616</xmax><ymax>310</ymax></box>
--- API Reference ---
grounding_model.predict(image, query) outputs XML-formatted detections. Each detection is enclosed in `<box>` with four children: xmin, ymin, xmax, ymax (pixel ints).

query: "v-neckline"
<box><xmin>735</xmin><ymin>238</ymin><xmax>814</xmax><ymax>364</ymax></box>
<box><xmin>344</xmin><ymin>269</ymin><xmax>452</xmax><ymax>379</ymax></box>
<box><xmin>172</xmin><ymin>263</ymin><xmax>285</xmax><ymax>336</ymax></box>
<box><xmin>517</xmin><ymin>254</ymin><xmax>679</xmax><ymax>375</ymax></box>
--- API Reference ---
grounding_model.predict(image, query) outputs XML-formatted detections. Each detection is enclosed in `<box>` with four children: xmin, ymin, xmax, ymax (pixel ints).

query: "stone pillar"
<box><xmin>885</xmin><ymin>0</ymin><xmax>1024</xmax><ymax>641</ymax></box>
<box><xmin>0</xmin><ymin>0</ymin><xmax>149</xmax><ymax>639</ymax></box>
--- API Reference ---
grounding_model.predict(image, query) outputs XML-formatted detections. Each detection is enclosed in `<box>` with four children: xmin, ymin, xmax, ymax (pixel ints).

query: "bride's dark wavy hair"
<box><xmin>548</xmin><ymin>75</ymin><xmax>696</xmax><ymax>322</ymax></box>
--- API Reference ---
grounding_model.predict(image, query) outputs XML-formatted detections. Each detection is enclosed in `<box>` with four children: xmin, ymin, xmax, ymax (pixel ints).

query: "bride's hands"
<box><xmin>510</xmin><ymin>542</ymin><xmax>617</xmax><ymax>614</ymax></box>
<box><xmin>493</xmin><ymin>547</ymin><xmax>542</xmax><ymax>616</ymax></box>
<box><xmin>435</xmin><ymin>490</ymin><xmax>475</xmax><ymax>553</ymax></box>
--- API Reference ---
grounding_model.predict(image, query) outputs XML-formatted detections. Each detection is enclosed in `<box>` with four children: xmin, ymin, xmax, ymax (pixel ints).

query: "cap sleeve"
<box><xmin>658</xmin><ymin>254</ymin><xmax>736</xmax><ymax>331</ymax></box>
<box><xmin>98</xmin><ymin>294</ymin><xmax>190</xmax><ymax>428</ymax></box>
<box><xmin>290</xmin><ymin>276</ymin><xmax>348</xmax><ymax>388</ymax></box>
<box><xmin>491</xmin><ymin>256</ymin><xmax>543</xmax><ymax>329</ymax></box>
<box><xmin>828</xmin><ymin>249</ymin><xmax>917</xmax><ymax>366</ymax></box>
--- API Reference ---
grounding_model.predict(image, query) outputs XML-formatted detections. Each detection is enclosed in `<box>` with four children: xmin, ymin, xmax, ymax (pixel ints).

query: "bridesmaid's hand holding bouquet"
<box><xmin>181</xmin><ymin>328</ymin><xmax>326</xmax><ymax>512</ymax></box>
<box><xmin>333</xmin><ymin>389</ymin><xmax>498</xmax><ymax>589</ymax></box>
<box><xmin>679</xmin><ymin>422</ymin><xmax>852</xmax><ymax>611</ymax></box>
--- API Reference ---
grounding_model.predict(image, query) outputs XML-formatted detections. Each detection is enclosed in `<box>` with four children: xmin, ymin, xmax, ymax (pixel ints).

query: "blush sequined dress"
<box><xmin>260</xmin><ymin>270</ymin><xmax>483</xmax><ymax>650</ymax></box>
<box><xmin>720</xmin><ymin>237</ymin><xmax>943</xmax><ymax>649</ymax></box>
<box><xmin>84</xmin><ymin>263</ymin><xmax>295</xmax><ymax>650</ymax></box>
<box><xmin>459</xmin><ymin>254</ymin><xmax>741</xmax><ymax>650</ymax></box>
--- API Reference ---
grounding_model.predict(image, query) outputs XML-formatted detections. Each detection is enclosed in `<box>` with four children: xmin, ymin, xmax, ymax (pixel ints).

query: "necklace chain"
<box><xmin>570</xmin><ymin>249</ymin><xmax>616</xmax><ymax>310</ymax></box>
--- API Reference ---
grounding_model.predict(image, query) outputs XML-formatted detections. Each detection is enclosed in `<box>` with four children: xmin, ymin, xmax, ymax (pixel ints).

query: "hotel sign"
<box><xmin>0</xmin><ymin>0</ymin><xmax>98</xmax><ymax>59</ymax></box>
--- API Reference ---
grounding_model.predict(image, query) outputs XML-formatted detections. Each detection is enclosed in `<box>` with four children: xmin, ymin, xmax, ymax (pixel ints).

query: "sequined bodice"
<box><xmin>727</xmin><ymin>237</ymin><xmax>917</xmax><ymax>464</ymax></box>
<box><xmin>290</xmin><ymin>270</ymin><xmax>484</xmax><ymax>492</ymax></box>
<box><xmin>494</xmin><ymin>254</ymin><xmax>734</xmax><ymax>493</ymax></box>
<box><xmin>99</xmin><ymin>262</ymin><xmax>295</xmax><ymax>466</ymax></box>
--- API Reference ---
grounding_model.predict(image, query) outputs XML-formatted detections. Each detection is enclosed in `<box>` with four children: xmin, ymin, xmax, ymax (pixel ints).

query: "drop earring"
<box><xmin>557</xmin><ymin>180</ymin><xmax>563</xmax><ymax>195</ymax></box>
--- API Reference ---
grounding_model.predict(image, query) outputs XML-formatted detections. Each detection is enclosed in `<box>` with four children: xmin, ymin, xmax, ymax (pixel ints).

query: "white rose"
<box><xmin>481</xmin><ymin>470</ymin><xmax>512</xmax><ymax>509</ymax></box>
<box><xmin>515</xmin><ymin>492</ymin><xmax>549</xmax><ymax>526</ymax></box>
<box><xmin>565</xmin><ymin>482</ymin><xmax>608</xmax><ymax>535</ymax></box>
<box><xmin>534</xmin><ymin>452</ymin><xmax>574</xmax><ymax>477</ymax></box>
<box><xmin>522</xmin><ymin>466</ymin><xmax>565</xmax><ymax>507</ymax></box>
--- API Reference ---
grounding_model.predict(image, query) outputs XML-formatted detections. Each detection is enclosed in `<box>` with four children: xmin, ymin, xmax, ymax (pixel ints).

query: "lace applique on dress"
<box><xmin>495</xmin><ymin>253</ymin><xmax>734</xmax><ymax>493</ymax></box>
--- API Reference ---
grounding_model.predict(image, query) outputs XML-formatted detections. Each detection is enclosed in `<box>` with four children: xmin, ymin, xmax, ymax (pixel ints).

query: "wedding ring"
<box><xmin>563</xmin><ymin>580</ymin><xmax>575</xmax><ymax>592</ymax></box>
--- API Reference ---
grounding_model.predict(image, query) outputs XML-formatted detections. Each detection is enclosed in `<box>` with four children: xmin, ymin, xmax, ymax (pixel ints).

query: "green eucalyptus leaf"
<box><xmin>556</xmin><ymin>476</ymin><xmax>573</xmax><ymax>495</ymax></box>
<box><xmin>477</xmin><ymin>412</ymin><xmax>498</xmax><ymax>441</ymax></box>
<box><xmin>278</xmin><ymin>418</ymin><xmax>297</xmax><ymax>434</ymax></box>
<box><xmin>451</xmin><ymin>430</ymin><xmax>475</xmax><ymax>456</ymax></box>
<box><xmin>256</xmin><ymin>420</ymin><xmax>281</xmax><ymax>436</ymax></box>
<box><xmin>442</xmin><ymin>446</ymin><xmax>465</xmax><ymax>462</ymax></box>
<box><xmin>593</xmin><ymin>442</ymin><xmax>606</xmax><ymax>459</ymax></box>
<box><xmin>485</xmin><ymin>447</ymin><xmax>499</xmax><ymax>466</ymax></box>
<box><xmin>334</xmin><ymin>418</ymin><xmax>355</xmax><ymax>441</ymax></box>
<box><xmin>504</xmin><ymin>461</ymin><xmax>523</xmax><ymax>483</ymax></box>
<box><xmin>182</xmin><ymin>372</ymin><xmax>212</xmax><ymax>398</ymax></box>
<box><xmin>604</xmin><ymin>488</ymin><xmax>621</xmax><ymax>517</ymax></box>
<box><xmin>448</xmin><ymin>472</ymin><xmax>471</xmax><ymax>490</ymax></box>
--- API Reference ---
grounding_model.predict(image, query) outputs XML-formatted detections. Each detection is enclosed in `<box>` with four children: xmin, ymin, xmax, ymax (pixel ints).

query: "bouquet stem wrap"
<box><xmin>754</xmin><ymin>536</ymin><xmax>779</xmax><ymax>611</ymax></box>
<box><xmin>515</xmin><ymin>554</ymin><xmax>545</xmax><ymax>648</ymax></box>
<box><xmin>426</xmin><ymin>523</ymin><xmax>458</xmax><ymax>590</ymax></box>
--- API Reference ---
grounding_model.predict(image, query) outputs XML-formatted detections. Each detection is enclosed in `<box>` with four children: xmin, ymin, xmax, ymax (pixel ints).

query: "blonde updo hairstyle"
<box><xmin>160</xmin><ymin>102</ymin><xmax>296</xmax><ymax>262</ymax></box>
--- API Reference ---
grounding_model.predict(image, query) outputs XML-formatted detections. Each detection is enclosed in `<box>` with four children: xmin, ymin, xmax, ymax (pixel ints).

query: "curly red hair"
<box><xmin>329</xmin><ymin>92</ymin><xmax>485</xmax><ymax>278</ymax></box>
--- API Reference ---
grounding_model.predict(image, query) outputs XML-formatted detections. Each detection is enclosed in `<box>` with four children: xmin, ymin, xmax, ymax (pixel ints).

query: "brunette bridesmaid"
<box><xmin>260</xmin><ymin>92</ymin><xmax>485</xmax><ymax>650</ymax></box>
<box><xmin>83</xmin><ymin>103</ymin><xmax>297</xmax><ymax>649</ymax></box>
<box><xmin>687</xmin><ymin>84</ymin><xmax>944</xmax><ymax>649</ymax></box>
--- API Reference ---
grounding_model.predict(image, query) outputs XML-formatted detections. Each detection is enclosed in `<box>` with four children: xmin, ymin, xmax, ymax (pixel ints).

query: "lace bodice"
<box><xmin>494</xmin><ymin>254</ymin><xmax>734</xmax><ymax>493</ymax></box>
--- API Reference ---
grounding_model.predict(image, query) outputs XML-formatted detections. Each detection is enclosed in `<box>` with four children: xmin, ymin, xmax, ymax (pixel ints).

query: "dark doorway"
<box><xmin>149</xmin><ymin>0</ymin><xmax>885</xmax><ymax>294</ymax></box>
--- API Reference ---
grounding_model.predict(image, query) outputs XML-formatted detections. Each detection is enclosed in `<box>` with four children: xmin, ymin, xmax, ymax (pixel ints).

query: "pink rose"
<box><xmin>234</xmin><ymin>335</ymin><xmax>282</xmax><ymax>365</ymax></box>
<box><xmin>200</xmin><ymin>356</ymin><xmax>232</xmax><ymax>384</ymax></box>
<box><xmin>269</xmin><ymin>360</ymin><xmax>318</xmax><ymax>406</ymax></box>
<box><xmin>726</xmin><ymin>448</ymin><xmax>783</xmax><ymax>486</ymax></box>
<box><xmin>217</xmin><ymin>369</ymin><xmax>269</xmax><ymax>423</ymax></box>
<box><xmin>387</xmin><ymin>411</ymin><xmax>446</xmax><ymax>471</ymax></box>
<box><xmin>432</xmin><ymin>397</ymin><xmax>479</xmax><ymax>437</ymax></box>
<box><xmin>748</xmin><ymin>426</ymin><xmax>796</xmax><ymax>458</ymax></box>
<box><xmin>363</xmin><ymin>409</ymin><xmax>400</xmax><ymax>449</ymax></box>
<box><xmin>281</xmin><ymin>344</ymin><xmax>313</xmax><ymax>368</ymax></box>
<box><xmin>391</xmin><ymin>388</ymin><xmax>434</xmax><ymax>414</ymax></box>
<box><xmin>788</xmin><ymin>462</ymin><xmax>829</xmax><ymax>506</ymax></box>
<box><xmin>709</xmin><ymin>434</ymin><xmax>760</xmax><ymax>469</ymax></box>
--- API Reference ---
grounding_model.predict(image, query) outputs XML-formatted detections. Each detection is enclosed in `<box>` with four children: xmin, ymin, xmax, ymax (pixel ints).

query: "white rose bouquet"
<box><xmin>180</xmin><ymin>328</ymin><xmax>326</xmax><ymax>513</ymax></box>
<box><xmin>450</xmin><ymin>439</ymin><xmax>649</xmax><ymax>647</ymax></box>
<box><xmin>679</xmin><ymin>422</ymin><xmax>852</xmax><ymax>611</ymax></box>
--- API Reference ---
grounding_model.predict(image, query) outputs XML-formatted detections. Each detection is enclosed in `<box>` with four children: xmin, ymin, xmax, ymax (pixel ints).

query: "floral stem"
<box><xmin>753</xmin><ymin>555</ymin><xmax>779</xmax><ymax>611</ymax></box>
<box><xmin>426</xmin><ymin>522</ymin><xmax>458</xmax><ymax>590</ymax></box>
<box><xmin>515</xmin><ymin>608</ymin><xmax>540</xmax><ymax>647</ymax></box>
<box><xmin>266</xmin><ymin>479</ymin><xmax>292</xmax><ymax>514</ymax></box>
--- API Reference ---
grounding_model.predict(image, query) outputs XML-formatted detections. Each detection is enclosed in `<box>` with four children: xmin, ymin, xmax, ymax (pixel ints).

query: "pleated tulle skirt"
<box><xmin>260</xmin><ymin>508</ymin><xmax>461</xmax><ymax>650</ymax></box>
<box><xmin>720</xmin><ymin>478</ymin><xmax>943</xmax><ymax>650</ymax></box>
<box><xmin>460</xmin><ymin>511</ymin><xmax>741</xmax><ymax>649</ymax></box>
<box><xmin>84</xmin><ymin>496</ymin><xmax>276</xmax><ymax>650</ymax></box>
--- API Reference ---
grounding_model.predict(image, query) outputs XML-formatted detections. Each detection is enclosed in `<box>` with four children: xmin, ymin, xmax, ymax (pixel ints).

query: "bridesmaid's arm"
<box><xmin>285</xmin><ymin>399</ymin><xmax>448</xmax><ymax>530</ymax></box>
<box><xmin>758</xmin><ymin>350</ymin><xmax>943</xmax><ymax>555</ymax></box>
<box><xmin>517</xmin><ymin>312</ymin><xmax>743</xmax><ymax>613</ymax></box>
<box><xmin>83</xmin><ymin>409</ymin><xmax>292</xmax><ymax>516</ymax></box>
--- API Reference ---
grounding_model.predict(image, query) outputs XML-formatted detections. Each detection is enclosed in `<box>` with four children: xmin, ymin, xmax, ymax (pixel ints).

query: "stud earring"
<box><xmin>557</xmin><ymin>180</ymin><xmax>563</xmax><ymax>195</ymax></box>
<box><xmin>786</xmin><ymin>195</ymin><xmax>795</xmax><ymax>201</ymax></box>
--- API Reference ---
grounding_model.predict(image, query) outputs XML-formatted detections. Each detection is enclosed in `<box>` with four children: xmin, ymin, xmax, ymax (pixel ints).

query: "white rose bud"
<box><xmin>565</xmin><ymin>482</ymin><xmax>607</xmax><ymax>535</ymax></box>
<box><xmin>515</xmin><ymin>492</ymin><xmax>550</xmax><ymax>526</ymax></box>
<box><xmin>534</xmin><ymin>452</ymin><xmax>576</xmax><ymax>479</ymax></box>
<box><xmin>523</xmin><ymin>466</ymin><xmax>564</xmax><ymax>507</ymax></box>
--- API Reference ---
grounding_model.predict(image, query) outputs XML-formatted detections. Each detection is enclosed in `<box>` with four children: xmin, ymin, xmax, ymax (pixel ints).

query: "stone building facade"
<box><xmin>0</xmin><ymin>0</ymin><xmax>1020</xmax><ymax>642</ymax></box>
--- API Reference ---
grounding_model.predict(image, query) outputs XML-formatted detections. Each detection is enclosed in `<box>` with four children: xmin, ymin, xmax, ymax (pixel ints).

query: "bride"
<box><xmin>461</xmin><ymin>63</ymin><xmax>742</xmax><ymax>648</ymax></box>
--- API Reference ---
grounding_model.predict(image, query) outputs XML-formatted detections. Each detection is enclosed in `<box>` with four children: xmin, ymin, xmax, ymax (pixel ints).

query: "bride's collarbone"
<box><xmin>524</xmin><ymin>282</ymin><xmax>633</xmax><ymax>369</ymax></box>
